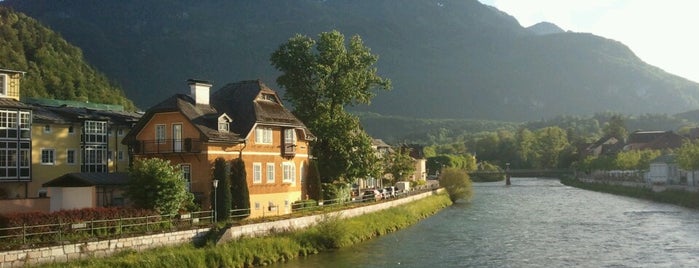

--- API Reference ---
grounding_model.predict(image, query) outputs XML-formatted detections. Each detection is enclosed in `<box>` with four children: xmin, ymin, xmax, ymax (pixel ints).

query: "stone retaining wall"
<box><xmin>0</xmin><ymin>188</ymin><xmax>444</xmax><ymax>267</ymax></box>
<box><xmin>217</xmin><ymin>188</ymin><xmax>444</xmax><ymax>244</ymax></box>
<box><xmin>0</xmin><ymin>228</ymin><xmax>210</xmax><ymax>267</ymax></box>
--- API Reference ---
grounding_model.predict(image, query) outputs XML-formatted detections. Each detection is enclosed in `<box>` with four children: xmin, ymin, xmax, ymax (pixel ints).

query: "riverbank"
<box><xmin>42</xmin><ymin>193</ymin><xmax>452</xmax><ymax>267</ymax></box>
<box><xmin>561</xmin><ymin>177</ymin><xmax>699</xmax><ymax>209</ymax></box>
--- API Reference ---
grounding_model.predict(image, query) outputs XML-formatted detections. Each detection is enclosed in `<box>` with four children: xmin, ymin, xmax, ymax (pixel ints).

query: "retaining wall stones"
<box><xmin>0</xmin><ymin>228</ymin><xmax>210</xmax><ymax>267</ymax></box>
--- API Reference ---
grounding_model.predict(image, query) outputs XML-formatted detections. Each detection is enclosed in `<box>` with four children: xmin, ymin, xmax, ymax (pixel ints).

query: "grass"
<box><xmin>561</xmin><ymin>177</ymin><xmax>699</xmax><ymax>209</ymax></box>
<box><xmin>41</xmin><ymin>193</ymin><xmax>453</xmax><ymax>268</ymax></box>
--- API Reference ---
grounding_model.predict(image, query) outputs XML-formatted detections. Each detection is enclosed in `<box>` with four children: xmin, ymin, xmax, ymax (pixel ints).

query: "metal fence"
<box><xmin>0</xmin><ymin>210</ymin><xmax>213</xmax><ymax>250</ymax></box>
<box><xmin>0</xmin><ymin>183</ymin><xmax>441</xmax><ymax>250</ymax></box>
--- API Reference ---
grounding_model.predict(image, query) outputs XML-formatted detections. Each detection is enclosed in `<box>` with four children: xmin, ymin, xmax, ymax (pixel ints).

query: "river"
<box><xmin>272</xmin><ymin>178</ymin><xmax>699</xmax><ymax>267</ymax></box>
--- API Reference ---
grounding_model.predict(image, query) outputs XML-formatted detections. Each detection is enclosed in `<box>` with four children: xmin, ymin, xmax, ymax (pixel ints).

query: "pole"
<box><xmin>213</xmin><ymin>179</ymin><xmax>219</xmax><ymax>223</ymax></box>
<box><xmin>505</xmin><ymin>163</ymin><xmax>511</xmax><ymax>186</ymax></box>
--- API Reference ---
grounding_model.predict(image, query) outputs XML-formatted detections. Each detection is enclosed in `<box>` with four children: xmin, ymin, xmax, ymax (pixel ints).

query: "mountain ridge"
<box><xmin>3</xmin><ymin>0</ymin><xmax>698</xmax><ymax>121</ymax></box>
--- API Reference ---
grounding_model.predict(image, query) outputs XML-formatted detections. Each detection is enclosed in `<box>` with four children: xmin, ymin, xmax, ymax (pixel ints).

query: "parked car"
<box><xmin>383</xmin><ymin>186</ymin><xmax>396</xmax><ymax>198</ymax></box>
<box><xmin>361</xmin><ymin>189</ymin><xmax>382</xmax><ymax>202</ymax></box>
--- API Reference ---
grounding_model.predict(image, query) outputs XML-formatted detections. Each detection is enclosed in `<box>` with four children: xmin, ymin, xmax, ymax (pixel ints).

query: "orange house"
<box><xmin>123</xmin><ymin>79</ymin><xmax>313</xmax><ymax>218</ymax></box>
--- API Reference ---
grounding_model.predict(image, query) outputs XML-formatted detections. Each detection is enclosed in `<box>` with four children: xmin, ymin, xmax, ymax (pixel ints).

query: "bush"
<box><xmin>439</xmin><ymin>168</ymin><xmax>473</xmax><ymax>202</ymax></box>
<box><xmin>291</xmin><ymin>199</ymin><xmax>318</xmax><ymax>212</ymax></box>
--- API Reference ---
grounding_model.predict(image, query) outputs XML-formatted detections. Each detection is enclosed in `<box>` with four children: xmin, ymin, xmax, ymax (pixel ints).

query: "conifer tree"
<box><xmin>212</xmin><ymin>157</ymin><xmax>231</xmax><ymax>221</ymax></box>
<box><xmin>230</xmin><ymin>158</ymin><xmax>250</xmax><ymax>218</ymax></box>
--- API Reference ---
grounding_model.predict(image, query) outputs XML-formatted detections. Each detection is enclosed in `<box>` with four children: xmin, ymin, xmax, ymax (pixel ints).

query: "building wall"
<box><xmin>132</xmin><ymin>114</ymin><xmax>310</xmax><ymax>217</ymax></box>
<box><xmin>31</xmin><ymin>122</ymin><xmax>81</xmax><ymax>198</ymax></box>
<box><xmin>48</xmin><ymin>186</ymin><xmax>95</xmax><ymax>212</ymax></box>
<box><xmin>108</xmin><ymin>127</ymin><xmax>131</xmax><ymax>173</ymax></box>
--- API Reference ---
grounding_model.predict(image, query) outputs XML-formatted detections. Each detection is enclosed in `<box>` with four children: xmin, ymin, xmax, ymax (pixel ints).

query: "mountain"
<box><xmin>3</xmin><ymin>0</ymin><xmax>699</xmax><ymax>121</ymax></box>
<box><xmin>527</xmin><ymin>22</ymin><xmax>565</xmax><ymax>35</ymax></box>
<box><xmin>0</xmin><ymin>7</ymin><xmax>135</xmax><ymax>110</ymax></box>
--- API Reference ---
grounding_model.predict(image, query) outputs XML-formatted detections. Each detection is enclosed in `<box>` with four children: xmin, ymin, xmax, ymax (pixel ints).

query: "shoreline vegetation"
<box><xmin>43</xmin><ymin>193</ymin><xmax>453</xmax><ymax>268</ymax></box>
<box><xmin>561</xmin><ymin>177</ymin><xmax>699</xmax><ymax>209</ymax></box>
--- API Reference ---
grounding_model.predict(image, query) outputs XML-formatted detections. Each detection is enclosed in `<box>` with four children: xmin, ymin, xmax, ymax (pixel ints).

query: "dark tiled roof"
<box><xmin>0</xmin><ymin>98</ymin><xmax>32</xmax><ymax>109</ymax></box>
<box><xmin>124</xmin><ymin>93</ymin><xmax>242</xmax><ymax>144</ymax></box>
<box><xmin>211</xmin><ymin>80</ymin><xmax>313</xmax><ymax>140</ymax></box>
<box><xmin>43</xmin><ymin>172</ymin><xmax>131</xmax><ymax>187</ymax></box>
<box><xmin>29</xmin><ymin>104</ymin><xmax>141</xmax><ymax>126</ymax></box>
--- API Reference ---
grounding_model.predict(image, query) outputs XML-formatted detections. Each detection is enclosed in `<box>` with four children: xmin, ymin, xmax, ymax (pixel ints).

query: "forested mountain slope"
<box><xmin>3</xmin><ymin>0</ymin><xmax>698</xmax><ymax>120</ymax></box>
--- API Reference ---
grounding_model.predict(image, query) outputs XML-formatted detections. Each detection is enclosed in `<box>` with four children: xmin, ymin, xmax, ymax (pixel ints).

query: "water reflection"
<box><xmin>273</xmin><ymin>178</ymin><xmax>699</xmax><ymax>267</ymax></box>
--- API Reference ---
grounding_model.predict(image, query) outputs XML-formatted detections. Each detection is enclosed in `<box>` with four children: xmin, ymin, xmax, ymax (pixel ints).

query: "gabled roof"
<box><xmin>123</xmin><ymin>93</ymin><xmax>243</xmax><ymax>144</ymax></box>
<box><xmin>43</xmin><ymin>172</ymin><xmax>131</xmax><ymax>187</ymax></box>
<box><xmin>28</xmin><ymin>103</ymin><xmax>141</xmax><ymax>126</ymax></box>
<box><xmin>210</xmin><ymin>80</ymin><xmax>314</xmax><ymax>140</ymax></box>
<box><xmin>625</xmin><ymin>130</ymin><xmax>685</xmax><ymax>151</ymax></box>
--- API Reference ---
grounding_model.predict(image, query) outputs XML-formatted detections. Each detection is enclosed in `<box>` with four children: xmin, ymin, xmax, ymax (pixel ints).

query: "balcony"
<box><xmin>282</xmin><ymin>143</ymin><xmax>296</xmax><ymax>157</ymax></box>
<box><xmin>132</xmin><ymin>138</ymin><xmax>202</xmax><ymax>154</ymax></box>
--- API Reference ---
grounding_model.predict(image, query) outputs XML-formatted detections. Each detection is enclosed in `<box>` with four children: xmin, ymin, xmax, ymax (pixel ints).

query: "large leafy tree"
<box><xmin>230</xmin><ymin>158</ymin><xmax>250</xmax><ymax>218</ymax></box>
<box><xmin>677</xmin><ymin>141</ymin><xmax>699</xmax><ymax>170</ymax></box>
<box><xmin>212</xmin><ymin>157</ymin><xmax>231</xmax><ymax>222</ymax></box>
<box><xmin>306</xmin><ymin>160</ymin><xmax>322</xmax><ymax>201</ymax></box>
<box><xmin>603</xmin><ymin>114</ymin><xmax>628</xmax><ymax>141</ymax></box>
<box><xmin>439</xmin><ymin>168</ymin><xmax>473</xmax><ymax>202</ymax></box>
<box><xmin>125</xmin><ymin>158</ymin><xmax>194</xmax><ymax>215</ymax></box>
<box><xmin>271</xmin><ymin>30</ymin><xmax>391</xmax><ymax>182</ymax></box>
<box><xmin>384</xmin><ymin>146</ymin><xmax>416</xmax><ymax>182</ymax></box>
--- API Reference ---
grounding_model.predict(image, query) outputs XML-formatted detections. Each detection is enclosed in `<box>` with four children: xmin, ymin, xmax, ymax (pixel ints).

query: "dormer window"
<box><xmin>261</xmin><ymin>93</ymin><xmax>276</xmax><ymax>102</ymax></box>
<box><xmin>218</xmin><ymin>114</ymin><xmax>232</xmax><ymax>133</ymax></box>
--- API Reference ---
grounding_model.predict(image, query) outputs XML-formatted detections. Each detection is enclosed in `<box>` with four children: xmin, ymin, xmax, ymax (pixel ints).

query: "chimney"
<box><xmin>187</xmin><ymin>79</ymin><xmax>212</xmax><ymax>105</ymax></box>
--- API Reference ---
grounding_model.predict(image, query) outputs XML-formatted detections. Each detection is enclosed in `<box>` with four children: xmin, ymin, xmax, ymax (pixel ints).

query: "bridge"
<box><xmin>468</xmin><ymin>169</ymin><xmax>574</xmax><ymax>185</ymax></box>
<box><xmin>468</xmin><ymin>169</ymin><xmax>574</xmax><ymax>178</ymax></box>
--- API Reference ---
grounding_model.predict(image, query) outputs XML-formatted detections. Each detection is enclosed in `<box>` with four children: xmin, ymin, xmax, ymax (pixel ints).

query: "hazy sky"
<box><xmin>479</xmin><ymin>0</ymin><xmax>699</xmax><ymax>83</ymax></box>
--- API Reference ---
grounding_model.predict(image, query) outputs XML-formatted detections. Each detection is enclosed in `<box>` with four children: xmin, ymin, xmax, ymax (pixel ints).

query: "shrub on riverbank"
<box><xmin>43</xmin><ymin>193</ymin><xmax>452</xmax><ymax>268</ymax></box>
<box><xmin>440</xmin><ymin>168</ymin><xmax>473</xmax><ymax>202</ymax></box>
<box><xmin>561</xmin><ymin>177</ymin><xmax>699</xmax><ymax>209</ymax></box>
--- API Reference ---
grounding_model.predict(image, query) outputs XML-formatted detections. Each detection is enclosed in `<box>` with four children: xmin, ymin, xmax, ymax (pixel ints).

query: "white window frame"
<box><xmin>253</xmin><ymin>162</ymin><xmax>262</xmax><ymax>184</ymax></box>
<box><xmin>43</xmin><ymin>124</ymin><xmax>51</xmax><ymax>133</ymax></box>
<box><xmin>282</xmin><ymin>162</ymin><xmax>296</xmax><ymax>184</ymax></box>
<box><xmin>266</xmin><ymin>163</ymin><xmax>275</xmax><ymax>183</ymax></box>
<box><xmin>300</xmin><ymin>162</ymin><xmax>305</xmax><ymax>183</ymax></box>
<box><xmin>155</xmin><ymin>124</ymin><xmax>166</xmax><ymax>144</ymax></box>
<box><xmin>0</xmin><ymin>74</ymin><xmax>6</xmax><ymax>96</ymax></box>
<box><xmin>41</xmin><ymin>148</ymin><xmax>55</xmax><ymax>165</ymax></box>
<box><xmin>284</xmin><ymin>128</ymin><xmax>296</xmax><ymax>144</ymax></box>
<box><xmin>180</xmin><ymin>164</ymin><xmax>191</xmax><ymax>192</ymax></box>
<box><xmin>255</xmin><ymin>126</ymin><xmax>273</xmax><ymax>144</ymax></box>
<box><xmin>66</xmin><ymin>149</ymin><xmax>76</xmax><ymax>165</ymax></box>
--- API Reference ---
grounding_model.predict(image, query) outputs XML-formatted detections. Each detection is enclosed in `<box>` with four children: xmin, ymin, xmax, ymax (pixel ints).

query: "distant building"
<box><xmin>624</xmin><ymin>130</ymin><xmax>686</xmax><ymax>151</ymax></box>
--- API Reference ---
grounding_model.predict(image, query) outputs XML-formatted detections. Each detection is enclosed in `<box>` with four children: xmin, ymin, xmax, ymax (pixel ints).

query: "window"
<box><xmin>38</xmin><ymin>188</ymin><xmax>47</xmax><ymax>198</ymax></box>
<box><xmin>68</xmin><ymin>125</ymin><xmax>75</xmax><ymax>134</ymax></box>
<box><xmin>19</xmin><ymin>112</ymin><xmax>30</xmax><ymax>139</ymax></box>
<box><xmin>82</xmin><ymin>145</ymin><xmax>107</xmax><ymax>172</ymax></box>
<box><xmin>282</xmin><ymin>162</ymin><xmax>296</xmax><ymax>183</ymax></box>
<box><xmin>261</xmin><ymin>93</ymin><xmax>276</xmax><ymax>101</ymax></box>
<box><xmin>117</xmin><ymin>129</ymin><xmax>124</xmax><ymax>136</ymax></box>
<box><xmin>180</xmin><ymin>164</ymin><xmax>191</xmax><ymax>192</ymax></box>
<box><xmin>0</xmin><ymin>74</ymin><xmax>6</xmax><ymax>96</ymax></box>
<box><xmin>266</xmin><ymin>163</ymin><xmax>275</xmax><ymax>183</ymax></box>
<box><xmin>43</xmin><ymin>125</ymin><xmax>51</xmax><ymax>133</ymax></box>
<box><xmin>300</xmin><ymin>162</ymin><xmax>305</xmax><ymax>183</ymax></box>
<box><xmin>255</xmin><ymin>126</ymin><xmax>273</xmax><ymax>144</ymax></box>
<box><xmin>255</xmin><ymin>202</ymin><xmax>260</xmax><ymax>210</ymax></box>
<box><xmin>84</xmin><ymin>121</ymin><xmax>107</xmax><ymax>143</ymax></box>
<box><xmin>118</xmin><ymin>150</ymin><xmax>125</xmax><ymax>161</ymax></box>
<box><xmin>41</xmin><ymin>149</ymin><xmax>55</xmax><ymax>165</ymax></box>
<box><xmin>66</xmin><ymin>149</ymin><xmax>76</xmax><ymax>164</ymax></box>
<box><xmin>253</xmin><ymin>162</ymin><xmax>262</xmax><ymax>183</ymax></box>
<box><xmin>155</xmin><ymin>124</ymin><xmax>166</xmax><ymax>144</ymax></box>
<box><xmin>218</xmin><ymin>114</ymin><xmax>231</xmax><ymax>133</ymax></box>
<box><xmin>284</xmin><ymin>129</ymin><xmax>296</xmax><ymax>144</ymax></box>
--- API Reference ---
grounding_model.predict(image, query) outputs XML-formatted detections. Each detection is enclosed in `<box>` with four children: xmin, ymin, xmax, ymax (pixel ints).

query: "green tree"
<box><xmin>306</xmin><ymin>160</ymin><xmax>322</xmax><ymax>201</ymax></box>
<box><xmin>603</xmin><ymin>114</ymin><xmax>628</xmax><ymax>141</ymax></box>
<box><xmin>212</xmin><ymin>157</ymin><xmax>231</xmax><ymax>222</ymax></box>
<box><xmin>125</xmin><ymin>158</ymin><xmax>194</xmax><ymax>215</ymax></box>
<box><xmin>439</xmin><ymin>168</ymin><xmax>473</xmax><ymax>202</ymax></box>
<box><xmin>677</xmin><ymin>141</ymin><xmax>699</xmax><ymax>170</ymax></box>
<box><xmin>533</xmin><ymin>127</ymin><xmax>570</xmax><ymax>168</ymax></box>
<box><xmin>385</xmin><ymin>147</ymin><xmax>416</xmax><ymax>182</ymax></box>
<box><xmin>230</xmin><ymin>158</ymin><xmax>250</xmax><ymax>218</ymax></box>
<box><xmin>271</xmin><ymin>30</ymin><xmax>391</xmax><ymax>182</ymax></box>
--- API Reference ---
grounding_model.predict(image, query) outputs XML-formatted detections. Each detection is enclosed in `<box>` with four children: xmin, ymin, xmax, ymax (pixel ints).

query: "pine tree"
<box><xmin>212</xmin><ymin>157</ymin><xmax>231</xmax><ymax>222</ymax></box>
<box><xmin>230</xmin><ymin>158</ymin><xmax>250</xmax><ymax>219</ymax></box>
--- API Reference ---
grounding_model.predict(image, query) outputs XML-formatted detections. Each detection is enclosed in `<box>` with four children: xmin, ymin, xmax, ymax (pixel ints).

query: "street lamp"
<box><xmin>213</xmin><ymin>179</ymin><xmax>219</xmax><ymax>223</ymax></box>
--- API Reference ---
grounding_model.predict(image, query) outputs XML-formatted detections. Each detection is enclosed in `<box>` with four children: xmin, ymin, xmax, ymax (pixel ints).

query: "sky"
<box><xmin>479</xmin><ymin>0</ymin><xmax>699</xmax><ymax>83</ymax></box>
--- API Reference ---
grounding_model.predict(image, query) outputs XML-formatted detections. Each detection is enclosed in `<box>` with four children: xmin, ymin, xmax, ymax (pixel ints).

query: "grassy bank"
<box><xmin>43</xmin><ymin>193</ymin><xmax>452</xmax><ymax>268</ymax></box>
<box><xmin>561</xmin><ymin>177</ymin><xmax>699</xmax><ymax>209</ymax></box>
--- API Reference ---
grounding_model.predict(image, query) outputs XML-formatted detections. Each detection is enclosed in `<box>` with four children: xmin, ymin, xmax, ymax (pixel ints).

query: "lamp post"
<box><xmin>213</xmin><ymin>179</ymin><xmax>219</xmax><ymax>223</ymax></box>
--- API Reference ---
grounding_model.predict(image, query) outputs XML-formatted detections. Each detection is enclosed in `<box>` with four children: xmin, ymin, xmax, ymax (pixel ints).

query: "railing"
<box><xmin>469</xmin><ymin>169</ymin><xmax>574</xmax><ymax>177</ymax></box>
<box><xmin>132</xmin><ymin>138</ymin><xmax>203</xmax><ymax>154</ymax></box>
<box><xmin>0</xmin><ymin>184</ymin><xmax>441</xmax><ymax>251</ymax></box>
<box><xmin>282</xmin><ymin>143</ymin><xmax>296</xmax><ymax>157</ymax></box>
<box><xmin>0</xmin><ymin>210</ymin><xmax>213</xmax><ymax>250</ymax></box>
